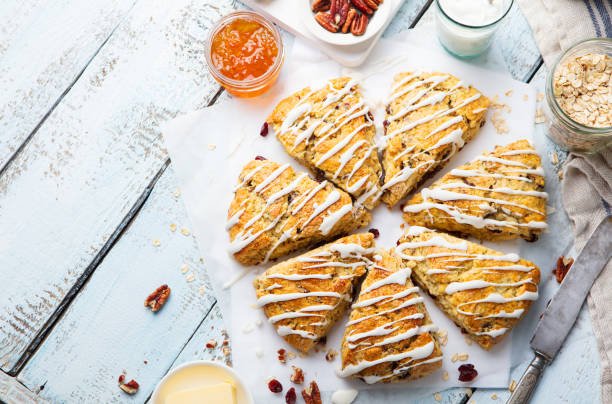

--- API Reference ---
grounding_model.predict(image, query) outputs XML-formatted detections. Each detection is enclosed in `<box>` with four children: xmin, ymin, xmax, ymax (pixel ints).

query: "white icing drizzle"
<box><xmin>277</xmin><ymin>326</ymin><xmax>317</xmax><ymax>340</ymax></box>
<box><xmin>450</xmin><ymin>169</ymin><xmax>533</xmax><ymax>183</ymax></box>
<box><xmin>445</xmin><ymin>278</ymin><xmax>535</xmax><ymax>294</ymax></box>
<box><xmin>474</xmin><ymin>328</ymin><xmax>509</xmax><ymax>338</ymax></box>
<box><xmin>346</xmin><ymin>296</ymin><xmax>424</xmax><ymax>327</ymax></box>
<box><xmin>256</xmin><ymin>291</ymin><xmax>347</xmax><ymax>307</ymax></box>
<box><xmin>352</xmin><ymin>287</ymin><xmax>420</xmax><ymax>309</ymax></box>
<box><xmin>420</xmin><ymin>188</ymin><xmax>545</xmax><ymax>214</ymax></box>
<box><xmin>476</xmin><ymin>155</ymin><xmax>529</xmax><ymax>168</ymax></box>
<box><xmin>360</xmin><ymin>356</ymin><xmax>443</xmax><ymax>384</ymax></box>
<box><xmin>301</xmin><ymin>190</ymin><xmax>341</xmax><ymax>229</ymax></box>
<box><xmin>254</xmin><ymin>163</ymin><xmax>291</xmax><ymax>193</ymax></box>
<box><xmin>233</xmin><ymin>164</ymin><xmax>266</xmax><ymax>191</ymax></box>
<box><xmin>396</xmin><ymin>235</ymin><xmax>468</xmax><ymax>251</ymax></box>
<box><xmin>437</xmin><ymin>182</ymin><xmax>548</xmax><ymax>199</ymax></box>
<box><xmin>382</xmin><ymin>160</ymin><xmax>433</xmax><ymax>191</ymax></box>
<box><xmin>425</xmin><ymin>115</ymin><xmax>464</xmax><ymax>139</ymax></box>
<box><xmin>265</xmin><ymin>283</ymin><xmax>283</xmax><ymax>291</ymax></box>
<box><xmin>225</xmin><ymin>208</ymin><xmax>244</xmax><ymax>230</ymax></box>
<box><xmin>388</xmin><ymin>75</ymin><xmax>449</xmax><ymax>103</ymax></box>
<box><xmin>499</xmin><ymin>149</ymin><xmax>540</xmax><ymax>156</ymax></box>
<box><xmin>281</xmin><ymin>103</ymin><xmax>311</xmax><ymax>133</ymax></box>
<box><xmin>476</xmin><ymin>308</ymin><xmax>524</xmax><ymax>319</ymax></box>
<box><xmin>320</xmin><ymin>203</ymin><xmax>352</xmax><ymax>235</ymax></box>
<box><xmin>457</xmin><ymin>291</ymin><xmax>539</xmax><ymax>316</ymax></box>
<box><xmin>360</xmin><ymin>267</ymin><xmax>412</xmax><ymax>294</ymax></box>
<box><xmin>266</xmin><ymin>273</ymin><xmax>332</xmax><ymax>281</ymax></box>
<box><xmin>316</xmin><ymin>123</ymin><xmax>371</xmax><ymax>166</ymax></box>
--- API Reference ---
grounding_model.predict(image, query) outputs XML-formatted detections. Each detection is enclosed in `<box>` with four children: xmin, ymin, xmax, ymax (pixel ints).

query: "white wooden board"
<box><xmin>0</xmin><ymin>0</ymin><xmax>137</xmax><ymax>171</ymax></box>
<box><xmin>0</xmin><ymin>0</ymin><xmax>233</xmax><ymax>373</ymax></box>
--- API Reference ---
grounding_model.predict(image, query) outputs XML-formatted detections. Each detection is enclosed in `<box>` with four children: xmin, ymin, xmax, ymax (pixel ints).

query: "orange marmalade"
<box><xmin>206</xmin><ymin>12</ymin><xmax>283</xmax><ymax>98</ymax></box>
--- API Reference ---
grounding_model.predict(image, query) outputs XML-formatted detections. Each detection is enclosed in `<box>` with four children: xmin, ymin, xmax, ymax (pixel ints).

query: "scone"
<box><xmin>381</xmin><ymin>71</ymin><xmax>490</xmax><ymax>207</ymax></box>
<box><xmin>403</xmin><ymin>140</ymin><xmax>548</xmax><ymax>241</ymax></box>
<box><xmin>338</xmin><ymin>249</ymin><xmax>442</xmax><ymax>384</ymax></box>
<box><xmin>396</xmin><ymin>227</ymin><xmax>540</xmax><ymax>349</ymax></box>
<box><xmin>267</xmin><ymin>77</ymin><xmax>383</xmax><ymax>209</ymax></box>
<box><xmin>253</xmin><ymin>233</ymin><xmax>375</xmax><ymax>353</ymax></box>
<box><xmin>227</xmin><ymin>158</ymin><xmax>371</xmax><ymax>266</ymax></box>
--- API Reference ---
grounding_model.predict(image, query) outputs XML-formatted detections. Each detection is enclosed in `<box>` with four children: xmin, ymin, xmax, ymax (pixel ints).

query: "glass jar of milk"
<box><xmin>435</xmin><ymin>0</ymin><xmax>513</xmax><ymax>58</ymax></box>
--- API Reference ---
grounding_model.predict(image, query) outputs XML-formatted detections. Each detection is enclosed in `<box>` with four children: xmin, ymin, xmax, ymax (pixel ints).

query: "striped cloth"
<box><xmin>518</xmin><ymin>0</ymin><xmax>611</xmax><ymax>65</ymax></box>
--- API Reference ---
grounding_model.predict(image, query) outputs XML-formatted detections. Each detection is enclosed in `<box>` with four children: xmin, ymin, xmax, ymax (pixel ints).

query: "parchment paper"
<box><xmin>162</xmin><ymin>36</ymin><xmax>537</xmax><ymax>402</ymax></box>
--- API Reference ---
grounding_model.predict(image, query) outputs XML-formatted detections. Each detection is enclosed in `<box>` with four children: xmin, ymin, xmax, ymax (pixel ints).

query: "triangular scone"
<box><xmin>253</xmin><ymin>233</ymin><xmax>375</xmax><ymax>353</ymax></box>
<box><xmin>381</xmin><ymin>71</ymin><xmax>490</xmax><ymax>207</ymax></box>
<box><xmin>338</xmin><ymin>249</ymin><xmax>442</xmax><ymax>383</ymax></box>
<box><xmin>227</xmin><ymin>158</ymin><xmax>371</xmax><ymax>266</ymax></box>
<box><xmin>267</xmin><ymin>77</ymin><xmax>383</xmax><ymax>209</ymax></box>
<box><xmin>403</xmin><ymin>140</ymin><xmax>548</xmax><ymax>242</ymax></box>
<box><xmin>396</xmin><ymin>227</ymin><xmax>540</xmax><ymax>349</ymax></box>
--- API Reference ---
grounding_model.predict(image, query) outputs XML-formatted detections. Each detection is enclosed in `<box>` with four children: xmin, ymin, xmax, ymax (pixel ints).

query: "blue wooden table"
<box><xmin>0</xmin><ymin>1</ymin><xmax>600</xmax><ymax>403</ymax></box>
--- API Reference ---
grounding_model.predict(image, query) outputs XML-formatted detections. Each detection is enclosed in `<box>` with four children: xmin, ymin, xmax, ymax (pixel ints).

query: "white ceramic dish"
<box><xmin>150</xmin><ymin>360</ymin><xmax>254</xmax><ymax>404</ymax></box>
<box><xmin>302</xmin><ymin>0</ymin><xmax>391</xmax><ymax>46</ymax></box>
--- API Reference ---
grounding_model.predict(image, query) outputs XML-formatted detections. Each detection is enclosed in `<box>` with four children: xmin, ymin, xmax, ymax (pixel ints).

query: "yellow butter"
<box><xmin>165</xmin><ymin>382</ymin><xmax>235</xmax><ymax>404</ymax></box>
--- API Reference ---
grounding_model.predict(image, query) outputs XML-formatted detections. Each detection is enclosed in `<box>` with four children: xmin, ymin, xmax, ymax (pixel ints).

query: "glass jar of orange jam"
<box><xmin>206</xmin><ymin>11</ymin><xmax>284</xmax><ymax>98</ymax></box>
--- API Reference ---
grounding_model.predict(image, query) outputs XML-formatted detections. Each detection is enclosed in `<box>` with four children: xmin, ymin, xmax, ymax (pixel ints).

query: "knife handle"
<box><xmin>506</xmin><ymin>352</ymin><xmax>549</xmax><ymax>404</ymax></box>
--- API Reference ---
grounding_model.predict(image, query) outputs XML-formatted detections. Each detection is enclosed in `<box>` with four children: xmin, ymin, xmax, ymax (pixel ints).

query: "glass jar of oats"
<box><xmin>544</xmin><ymin>38</ymin><xmax>612</xmax><ymax>153</ymax></box>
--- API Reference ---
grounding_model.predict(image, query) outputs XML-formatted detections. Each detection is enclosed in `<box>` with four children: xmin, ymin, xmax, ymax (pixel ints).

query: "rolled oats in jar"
<box><xmin>544</xmin><ymin>39</ymin><xmax>612</xmax><ymax>153</ymax></box>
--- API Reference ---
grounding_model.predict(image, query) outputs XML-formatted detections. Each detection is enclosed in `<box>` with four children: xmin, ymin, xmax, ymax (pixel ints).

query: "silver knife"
<box><xmin>507</xmin><ymin>216</ymin><xmax>612</xmax><ymax>404</ymax></box>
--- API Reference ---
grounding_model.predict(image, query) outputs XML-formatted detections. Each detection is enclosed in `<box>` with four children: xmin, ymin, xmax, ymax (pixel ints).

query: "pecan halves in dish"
<box><xmin>332</xmin><ymin>0</ymin><xmax>351</xmax><ymax>27</ymax></box>
<box><xmin>144</xmin><ymin>284</ymin><xmax>170</xmax><ymax>312</ymax></box>
<box><xmin>314</xmin><ymin>11</ymin><xmax>339</xmax><ymax>32</ymax></box>
<box><xmin>350</xmin><ymin>13</ymin><xmax>369</xmax><ymax>36</ymax></box>
<box><xmin>350</xmin><ymin>0</ymin><xmax>374</xmax><ymax>15</ymax></box>
<box><xmin>341</xmin><ymin>8</ymin><xmax>358</xmax><ymax>33</ymax></box>
<box><xmin>311</xmin><ymin>0</ymin><xmax>331</xmax><ymax>12</ymax></box>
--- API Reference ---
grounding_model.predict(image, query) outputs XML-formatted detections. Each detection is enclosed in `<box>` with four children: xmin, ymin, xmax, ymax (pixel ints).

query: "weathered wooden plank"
<box><xmin>17</xmin><ymin>167</ymin><xmax>218</xmax><ymax>403</ymax></box>
<box><xmin>0</xmin><ymin>0</ymin><xmax>138</xmax><ymax>171</ymax></box>
<box><xmin>383</xmin><ymin>0</ymin><xmax>432</xmax><ymax>35</ymax></box>
<box><xmin>0</xmin><ymin>0</ymin><xmax>234</xmax><ymax>373</ymax></box>
<box><xmin>409</xmin><ymin>2</ymin><xmax>541</xmax><ymax>82</ymax></box>
<box><xmin>0</xmin><ymin>371</ymin><xmax>45</xmax><ymax>404</ymax></box>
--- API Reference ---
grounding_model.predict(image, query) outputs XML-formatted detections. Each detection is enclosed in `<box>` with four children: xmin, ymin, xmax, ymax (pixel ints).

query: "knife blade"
<box><xmin>507</xmin><ymin>216</ymin><xmax>612</xmax><ymax>404</ymax></box>
<box><xmin>530</xmin><ymin>216</ymin><xmax>612</xmax><ymax>359</ymax></box>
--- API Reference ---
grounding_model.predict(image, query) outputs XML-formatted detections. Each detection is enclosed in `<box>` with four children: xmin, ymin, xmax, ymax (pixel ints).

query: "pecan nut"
<box><xmin>144</xmin><ymin>284</ymin><xmax>170</xmax><ymax>312</ymax></box>
<box><xmin>364</xmin><ymin>0</ymin><xmax>380</xmax><ymax>10</ymax></box>
<box><xmin>119</xmin><ymin>378</ymin><xmax>139</xmax><ymax>395</ymax></box>
<box><xmin>350</xmin><ymin>0</ymin><xmax>374</xmax><ymax>15</ymax></box>
<box><xmin>553</xmin><ymin>256</ymin><xmax>574</xmax><ymax>283</ymax></box>
<box><xmin>350</xmin><ymin>13</ymin><xmax>369</xmax><ymax>36</ymax></box>
<box><xmin>341</xmin><ymin>8</ymin><xmax>358</xmax><ymax>33</ymax></box>
<box><xmin>311</xmin><ymin>0</ymin><xmax>331</xmax><ymax>12</ymax></box>
<box><xmin>332</xmin><ymin>0</ymin><xmax>351</xmax><ymax>27</ymax></box>
<box><xmin>302</xmin><ymin>381</ymin><xmax>322</xmax><ymax>404</ymax></box>
<box><xmin>314</xmin><ymin>11</ymin><xmax>339</xmax><ymax>32</ymax></box>
<box><xmin>290</xmin><ymin>366</ymin><xmax>304</xmax><ymax>384</ymax></box>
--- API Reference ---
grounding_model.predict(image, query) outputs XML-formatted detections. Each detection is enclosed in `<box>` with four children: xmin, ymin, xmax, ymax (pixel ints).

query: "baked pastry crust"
<box><xmin>267</xmin><ymin>77</ymin><xmax>383</xmax><ymax>209</ymax></box>
<box><xmin>227</xmin><ymin>159</ymin><xmax>371</xmax><ymax>266</ymax></box>
<box><xmin>403</xmin><ymin>139</ymin><xmax>547</xmax><ymax>241</ymax></box>
<box><xmin>338</xmin><ymin>249</ymin><xmax>442</xmax><ymax>383</ymax></box>
<box><xmin>253</xmin><ymin>233</ymin><xmax>375</xmax><ymax>353</ymax></box>
<box><xmin>381</xmin><ymin>71</ymin><xmax>489</xmax><ymax>207</ymax></box>
<box><xmin>396</xmin><ymin>227</ymin><xmax>540</xmax><ymax>349</ymax></box>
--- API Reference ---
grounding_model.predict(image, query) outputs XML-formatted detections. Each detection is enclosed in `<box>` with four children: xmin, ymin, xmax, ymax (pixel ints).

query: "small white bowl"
<box><xmin>302</xmin><ymin>0</ymin><xmax>391</xmax><ymax>46</ymax></box>
<box><xmin>150</xmin><ymin>360</ymin><xmax>254</xmax><ymax>404</ymax></box>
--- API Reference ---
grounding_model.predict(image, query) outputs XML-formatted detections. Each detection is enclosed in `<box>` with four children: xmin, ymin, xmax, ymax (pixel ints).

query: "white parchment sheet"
<box><xmin>162</xmin><ymin>35</ymin><xmax>537</xmax><ymax>402</ymax></box>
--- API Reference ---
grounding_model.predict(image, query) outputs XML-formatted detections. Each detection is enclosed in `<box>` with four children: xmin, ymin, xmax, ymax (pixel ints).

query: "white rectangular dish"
<box><xmin>241</xmin><ymin>0</ymin><xmax>406</xmax><ymax>66</ymax></box>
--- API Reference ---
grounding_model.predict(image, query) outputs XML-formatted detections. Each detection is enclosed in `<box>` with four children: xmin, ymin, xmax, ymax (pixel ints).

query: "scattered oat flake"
<box><xmin>180</xmin><ymin>228</ymin><xmax>191</xmax><ymax>236</ymax></box>
<box><xmin>535</xmin><ymin>108</ymin><xmax>546</xmax><ymax>124</ymax></box>
<box><xmin>180</xmin><ymin>264</ymin><xmax>189</xmax><ymax>274</ymax></box>
<box><xmin>434</xmin><ymin>392</ymin><xmax>442</xmax><ymax>401</ymax></box>
<box><xmin>464</xmin><ymin>335</ymin><xmax>473</xmax><ymax>345</ymax></box>
<box><xmin>451</xmin><ymin>353</ymin><xmax>459</xmax><ymax>363</ymax></box>
<box><xmin>505</xmin><ymin>90</ymin><xmax>513</xmax><ymax>97</ymax></box>
<box><xmin>457</xmin><ymin>353</ymin><xmax>469</xmax><ymax>361</ymax></box>
<box><xmin>185</xmin><ymin>273</ymin><xmax>195</xmax><ymax>283</ymax></box>
<box><xmin>169</xmin><ymin>223</ymin><xmax>177</xmax><ymax>232</ymax></box>
<box><xmin>198</xmin><ymin>285</ymin><xmax>207</xmax><ymax>295</ymax></box>
<box><xmin>537</xmin><ymin>92</ymin><xmax>545</xmax><ymax>102</ymax></box>
<box><xmin>523</xmin><ymin>94</ymin><xmax>529</xmax><ymax>101</ymax></box>
<box><xmin>152</xmin><ymin>239</ymin><xmax>161</xmax><ymax>247</ymax></box>
<box><xmin>173</xmin><ymin>188</ymin><xmax>181</xmax><ymax>198</ymax></box>
<box><xmin>550</xmin><ymin>151</ymin><xmax>559</xmax><ymax>165</ymax></box>
<box><xmin>442</xmin><ymin>371</ymin><xmax>449</xmax><ymax>381</ymax></box>
<box><xmin>491</xmin><ymin>393</ymin><xmax>499</xmax><ymax>400</ymax></box>
<box><xmin>509</xmin><ymin>379</ymin><xmax>517</xmax><ymax>392</ymax></box>
<box><xmin>207</xmin><ymin>143</ymin><xmax>216</xmax><ymax>150</ymax></box>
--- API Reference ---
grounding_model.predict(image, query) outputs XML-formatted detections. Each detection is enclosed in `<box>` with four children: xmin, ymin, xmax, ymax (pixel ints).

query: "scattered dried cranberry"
<box><xmin>260</xmin><ymin>122</ymin><xmax>269</xmax><ymax>137</ymax></box>
<box><xmin>313</xmin><ymin>169</ymin><xmax>326</xmax><ymax>183</ymax></box>
<box><xmin>118</xmin><ymin>374</ymin><xmax>125</xmax><ymax>384</ymax></box>
<box><xmin>255</xmin><ymin>155</ymin><xmax>267</xmax><ymax>161</ymax></box>
<box><xmin>458</xmin><ymin>364</ymin><xmax>478</xmax><ymax>382</ymax></box>
<box><xmin>285</xmin><ymin>387</ymin><xmax>297</xmax><ymax>404</ymax></box>
<box><xmin>383</xmin><ymin>119</ymin><xmax>389</xmax><ymax>127</ymax></box>
<box><xmin>368</xmin><ymin>228</ymin><xmax>380</xmax><ymax>238</ymax></box>
<box><xmin>277</xmin><ymin>348</ymin><xmax>287</xmax><ymax>364</ymax></box>
<box><xmin>268</xmin><ymin>378</ymin><xmax>283</xmax><ymax>393</ymax></box>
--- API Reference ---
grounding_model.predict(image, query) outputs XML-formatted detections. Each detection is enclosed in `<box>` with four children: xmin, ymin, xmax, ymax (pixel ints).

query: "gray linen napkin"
<box><xmin>562</xmin><ymin>151</ymin><xmax>612</xmax><ymax>402</ymax></box>
<box><xmin>518</xmin><ymin>0</ymin><xmax>612</xmax><ymax>66</ymax></box>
